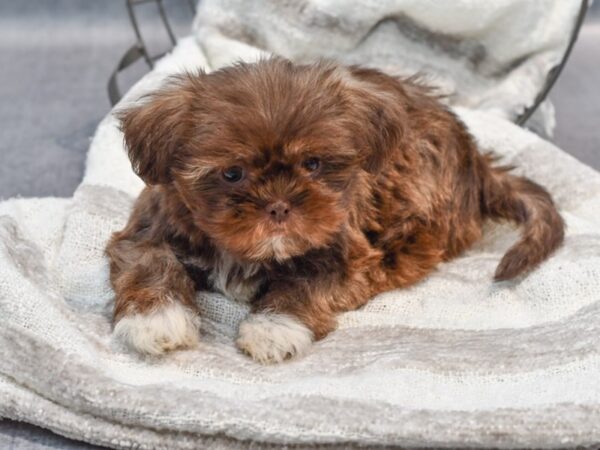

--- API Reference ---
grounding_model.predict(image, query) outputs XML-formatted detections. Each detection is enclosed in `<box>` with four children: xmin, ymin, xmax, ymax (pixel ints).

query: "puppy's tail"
<box><xmin>480</xmin><ymin>157</ymin><xmax>564</xmax><ymax>281</ymax></box>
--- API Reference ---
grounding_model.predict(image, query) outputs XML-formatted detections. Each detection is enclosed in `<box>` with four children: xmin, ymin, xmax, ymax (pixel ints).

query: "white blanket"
<box><xmin>2</xmin><ymin>1</ymin><xmax>600</xmax><ymax>448</ymax></box>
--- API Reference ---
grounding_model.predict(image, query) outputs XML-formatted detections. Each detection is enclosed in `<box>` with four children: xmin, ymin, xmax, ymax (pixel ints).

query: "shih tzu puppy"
<box><xmin>107</xmin><ymin>59</ymin><xmax>564</xmax><ymax>363</ymax></box>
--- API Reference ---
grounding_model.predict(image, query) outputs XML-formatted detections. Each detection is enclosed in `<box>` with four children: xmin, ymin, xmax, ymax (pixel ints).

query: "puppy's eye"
<box><xmin>302</xmin><ymin>157</ymin><xmax>320</xmax><ymax>172</ymax></box>
<box><xmin>222</xmin><ymin>166</ymin><xmax>244</xmax><ymax>183</ymax></box>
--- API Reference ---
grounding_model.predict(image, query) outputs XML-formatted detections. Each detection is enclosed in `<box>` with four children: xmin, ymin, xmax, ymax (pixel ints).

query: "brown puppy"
<box><xmin>107</xmin><ymin>59</ymin><xmax>564</xmax><ymax>363</ymax></box>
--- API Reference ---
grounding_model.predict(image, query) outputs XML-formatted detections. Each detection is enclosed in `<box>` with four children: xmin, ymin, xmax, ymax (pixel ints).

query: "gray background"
<box><xmin>0</xmin><ymin>0</ymin><xmax>598</xmax><ymax>448</ymax></box>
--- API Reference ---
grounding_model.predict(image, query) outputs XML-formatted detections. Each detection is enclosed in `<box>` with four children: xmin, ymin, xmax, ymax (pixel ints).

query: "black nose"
<box><xmin>266</xmin><ymin>201</ymin><xmax>290</xmax><ymax>223</ymax></box>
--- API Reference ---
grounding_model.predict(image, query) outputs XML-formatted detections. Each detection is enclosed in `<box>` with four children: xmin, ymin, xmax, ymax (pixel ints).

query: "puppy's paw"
<box><xmin>114</xmin><ymin>301</ymin><xmax>200</xmax><ymax>355</ymax></box>
<box><xmin>236</xmin><ymin>313</ymin><xmax>313</xmax><ymax>364</ymax></box>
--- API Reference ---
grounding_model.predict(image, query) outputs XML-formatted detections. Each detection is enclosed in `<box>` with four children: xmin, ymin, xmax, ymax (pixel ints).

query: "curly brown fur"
<box><xmin>106</xmin><ymin>59</ymin><xmax>564</xmax><ymax>362</ymax></box>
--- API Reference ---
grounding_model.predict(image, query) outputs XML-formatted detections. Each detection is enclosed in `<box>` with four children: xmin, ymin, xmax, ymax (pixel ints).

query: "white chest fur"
<box><xmin>183</xmin><ymin>252</ymin><xmax>263</xmax><ymax>303</ymax></box>
<box><xmin>208</xmin><ymin>252</ymin><xmax>263</xmax><ymax>302</ymax></box>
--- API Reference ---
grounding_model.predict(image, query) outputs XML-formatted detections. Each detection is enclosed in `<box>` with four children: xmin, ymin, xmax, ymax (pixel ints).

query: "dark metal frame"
<box><xmin>109</xmin><ymin>0</ymin><xmax>589</xmax><ymax>130</ymax></box>
<box><xmin>107</xmin><ymin>0</ymin><xmax>196</xmax><ymax>105</ymax></box>
<box><xmin>515</xmin><ymin>0</ymin><xmax>589</xmax><ymax>125</ymax></box>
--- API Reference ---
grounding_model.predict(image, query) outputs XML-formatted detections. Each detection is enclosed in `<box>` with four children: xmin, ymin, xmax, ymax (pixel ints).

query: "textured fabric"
<box><xmin>1</xmin><ymin>5</ymin><xmax>600</xmax><ymax>450</ymax></box>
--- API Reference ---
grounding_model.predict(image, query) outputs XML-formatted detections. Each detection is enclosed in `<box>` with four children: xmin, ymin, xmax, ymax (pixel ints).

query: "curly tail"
<box><xmin>480</xmin><ymin>161</ymin><xmax>565</xmax><ymax>281</ymax></box>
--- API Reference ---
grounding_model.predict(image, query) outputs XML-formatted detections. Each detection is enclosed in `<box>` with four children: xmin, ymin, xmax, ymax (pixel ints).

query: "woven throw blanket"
<box><xmin>2</xmin><ymin>4</ymin><xmax>600</xmax><ymax>450</ymax></box>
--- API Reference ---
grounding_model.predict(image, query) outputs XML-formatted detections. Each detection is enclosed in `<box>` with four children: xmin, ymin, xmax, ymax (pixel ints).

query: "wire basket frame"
<box><xmin>107</xmin><ymin>0</ymin><xmax>196</xmax><ymax>105</ymax></box>
<box><xmin>108</xmin><ymin>0</ymin><xmax>589</xmax><ymax>130</ymax></box>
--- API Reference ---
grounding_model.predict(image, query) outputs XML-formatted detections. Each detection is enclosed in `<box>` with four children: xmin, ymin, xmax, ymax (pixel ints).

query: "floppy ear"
<box><xmin>116</xmin><ymin>76</ymin><xmax>196</xmax><ymax>185</ymax></box>
<box><xmin>346</xmin><ymin>67</ymin><xmax>407</xmax><ymax>173</ymax></box>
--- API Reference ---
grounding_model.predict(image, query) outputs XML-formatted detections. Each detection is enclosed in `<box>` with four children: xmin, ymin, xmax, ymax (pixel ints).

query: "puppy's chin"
<box><xmin>220</xmin><ymin>232</ymin><xmax>317</xmax><ymax>263</ymax></box>
<box><xmin>245</xmin><ymin>235</ymin><xmax>300</xmax><ymax>262</ymax></box>
<box><xmin>209</xmin><ymin>219</ymin><xmax>341</xmax><ymax>263</ymax></box>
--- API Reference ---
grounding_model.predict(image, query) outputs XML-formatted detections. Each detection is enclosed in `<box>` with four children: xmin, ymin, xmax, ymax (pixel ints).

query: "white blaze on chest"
<box><xmin>207</xmin><ymin>252</ymin><xmax>262</xmax><ymax>303</ymax></box>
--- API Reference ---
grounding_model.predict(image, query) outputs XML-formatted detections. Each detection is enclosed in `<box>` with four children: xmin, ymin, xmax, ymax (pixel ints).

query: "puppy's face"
<box><xmin>175</xmin><ymin>127</ymin><xmax>354</xmax><ymax>262</ymax></box>
<box><xmin>118</xmin><ymin>60</ymin><xmax>405</xmax><ymax>262</ymax></box>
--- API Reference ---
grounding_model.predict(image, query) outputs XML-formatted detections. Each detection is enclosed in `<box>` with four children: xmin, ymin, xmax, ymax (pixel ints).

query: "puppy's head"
<box><xmin>118</xmin><ymin>59</ymin><xmax>406</xmax><ymax>262</ymax></box>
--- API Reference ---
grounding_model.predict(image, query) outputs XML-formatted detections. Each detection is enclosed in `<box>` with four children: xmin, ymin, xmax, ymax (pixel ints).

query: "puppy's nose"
<box><xmin>266</xmin><ymin>201</ymin><xmax>290</xmax><ymax>223</ymax></box>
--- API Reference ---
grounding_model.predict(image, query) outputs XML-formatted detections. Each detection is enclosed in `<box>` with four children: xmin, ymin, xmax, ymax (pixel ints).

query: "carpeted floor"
<box><xmin>0</xmin><ymin>0</ymin><xmax>193</xmax><ymax>200</ymax></box>
<box><xmin>0</xmin><ymin>1</ymin><xmax>598</xmax><ymax>448</ymax></box>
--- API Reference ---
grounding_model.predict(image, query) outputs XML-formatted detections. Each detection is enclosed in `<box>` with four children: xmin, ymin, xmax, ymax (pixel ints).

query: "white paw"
<box><xmin>236</xmin><ymin>313</ymin><xmax>313</xmax><ymax>364</ymax></box>
<box><xmin>114</xmin><ymin>301</ymin><xmax>200</xmax><ymax>355</ymax></box>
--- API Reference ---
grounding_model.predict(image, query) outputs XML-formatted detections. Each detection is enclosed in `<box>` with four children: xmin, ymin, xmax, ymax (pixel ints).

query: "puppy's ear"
<box><xmin>345</xmin><ymin>68</ymin><xmax>408</xmax><ymax>173</ymax></box>
<box><xmin>116</xmin><ymin>76</ymin><xmax>197</xmax><ymax>185</ymax></box>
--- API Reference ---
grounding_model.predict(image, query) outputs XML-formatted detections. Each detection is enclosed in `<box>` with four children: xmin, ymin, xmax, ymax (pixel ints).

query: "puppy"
<box><xmin>107</xmin><ymin>59</ymin><xmax>564</xmax><ymax>363</ymax></box>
